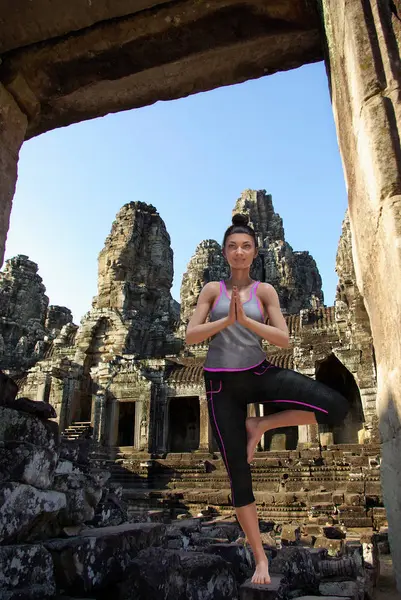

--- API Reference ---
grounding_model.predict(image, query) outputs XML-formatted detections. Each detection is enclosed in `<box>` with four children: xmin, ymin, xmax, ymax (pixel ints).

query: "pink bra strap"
<box><xmin>250</xmin><ymin>280</ymin><xmax>260</xmax><ymax>300</ymax></box>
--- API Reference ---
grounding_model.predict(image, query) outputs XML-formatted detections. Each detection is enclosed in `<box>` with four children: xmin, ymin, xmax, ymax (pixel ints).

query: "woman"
<box><xmin>185</xmin><ymin>213</ymin><xmax>349</xmax><ymax>585</ymax></box>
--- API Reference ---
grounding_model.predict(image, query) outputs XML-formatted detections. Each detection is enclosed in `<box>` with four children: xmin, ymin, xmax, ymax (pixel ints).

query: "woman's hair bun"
<box><xmin>231</xmin><ymin>213</ymin><xmax>249</xmax><ymax>226</ymax></box>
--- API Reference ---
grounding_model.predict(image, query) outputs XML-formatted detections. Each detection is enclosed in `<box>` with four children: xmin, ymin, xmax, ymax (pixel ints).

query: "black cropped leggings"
<box><xmin>204</xmin><ymin>359</ymin><xmax>349</xmax><ymax>508</ymax></box>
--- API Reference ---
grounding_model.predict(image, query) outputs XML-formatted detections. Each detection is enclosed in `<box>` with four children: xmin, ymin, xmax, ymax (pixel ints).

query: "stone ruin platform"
<box><xmin>97</xmin><ymin>442</ymin><xmax>386</xmax><ymax>530</ymax></box>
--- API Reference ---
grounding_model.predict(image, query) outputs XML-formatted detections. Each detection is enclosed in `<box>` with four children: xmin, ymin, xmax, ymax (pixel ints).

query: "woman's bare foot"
<box><xmin>246</xmin><ymin>417</ymin><xmax>267</xmax><ymax>463</ymax></box>
<box><xmin>251</xmin><ymin>558</ymin><xmax>271</xmax><ymax>585</ymax></box>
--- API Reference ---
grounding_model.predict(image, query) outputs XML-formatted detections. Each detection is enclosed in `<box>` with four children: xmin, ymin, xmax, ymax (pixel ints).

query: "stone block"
<box><xmin>319</xmin><ymin>579</ymin><xmax>361</xmax><ymax>599</ymax></box>
<box><xmin>344</xmin><ymin>493</ymin><xmax>363</xmax><ymax>506</ymax></box>
<box><xmin>11</xmin><ymin>397</ymin><xmax>57</xmax><ymax>419</ymax></box>
<box><xmin>322</xmin><ymin>526</ymin><xmax>346</xmax><ymax>539</ymax></box>
<box><xmin>274</xmin><ymin>492</ymin><xmax>297</xmax><ymax>506</ymax></box>
<box><xmin>0</xmin><ymin>482</ymin><xmax>66</xmax><ymax>543</ymax></box>
<box><xmin>304</xmin><ymin>525</ymin><xmax>323</xmax><ymax>537</ymax></box>
<box><xmin>89</xmin><ymin>486</ymin><xmax>128</xmax><ymax>528</ymax></box>
<box><xmin>341</xmin><ymin>518</ymin><xmax>373</xmax><ymax>528</ymax></box>
<box><xmin>0</xmin><ymin>373</ymin><xmax>18</xmax><ymax>405</ymax></box>
<box><xmin>45</xmin><ymin>522</ymin><xmax>166</xmax><ymax>594</ymax></box>
<box><xmin>349</xmin><ymin>456</ymin><xmax>369</xmax><ymax>467</ymax></box>
<box><xmin>319</xmin><ymin>556</ymin><xmax>359</xmax><ymax>579</ymax></box>
<box><xmin>365</xmin><ymin>481</ymin><xmax>382</xmax><ymax>496</ymax></box>
<box><xmin>59</xmin><ymin>439</ymin><xmax>90</xmax><ymax>464</ymax></box>
<box><xmin>333</xmin><ymin>493</ymin><xmax>345</xmax><ymax>505</ymax></box>
<box><xmin>308</xmin><ymin>492</ymin><xmax>333</xmax><ymax>504</ymax></box>
<box><xmin>0</xmin><ymin>441</ymin><xmax>58</xmax><ymax>489</ymax></box>
<box><xmin>303</xmin><ymin>547</ymin><xmax>328</xmax><ymax>571</ymax></box>
<box><xmin>206</xmin><ymin>542</ymin><xmax>252</xmax><ymax>582</ymax></box>
<box><xmin>260</xmin><ymin>532</ymin><xmax>277</xmax><ymax>548</ymax></box>
<box><xmin>254</xmin><ymin>491</ymin><xmax>276</xmax><ymax>504</ymax></box>
<box><xmin>0</xmin><ymin>543</ymin><xmax>56</xmax><ymax>600</ymax></box>
<box><xmin>281</xmin><ymin>524</ymin><xmax>300</xmax><ymax>544</ymax></box>
<box><xmin>239</xmin><ymin>575</ymin><xmax>288</xmax><ymax>600</ymax></box>
<box><xmin>295</xmin><ymin>597</ymin><xmax>351</xmax><ymax>600</ymax></box>
<box><xmin>314</xmin><ymin>537</ymin><xmax>344</xmax><ymax>557</ymax></box>
<box><xmin>0</xmin><ymin>407</ymin><xmax>59</xmax><ymax>450</ymax></box>
<box><xmin>371</xmin><ymin>507</ymin><xmax>387</xmax><ymax>529</ymax></box>
<box><xmin>298</xmin><ymin>535</ymin><xmax>315</xmax><ymax>547</ymax></box>
<box><xmin>345</xmin><ymin>481</ymin><xmax>364</xmax><ymax>494</ymax></box>
<box><xmin>167</xmin><ymin>517</ymin><xmax>203</xmax><ymax>536</ymax></box>
<box><xmin>52</xmin><ymin>470</ymin><xmax>110</xmax><ymax>527</ymax></box>
<box><xmin>270</xmin><ymin>547</ymin><xmax>318</xmax><ymax>591</ymax></box>
<box><xmin>116</xmin><ymin>547</ymin><xmax>238</xmax><ymax>600</ymax></box>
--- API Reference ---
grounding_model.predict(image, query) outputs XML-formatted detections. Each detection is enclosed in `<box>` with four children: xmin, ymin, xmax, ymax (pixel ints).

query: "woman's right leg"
<box><xmin>205</xmin><ymin>375</ymin><xmax>270</xmax><ymax>584</ymax></box>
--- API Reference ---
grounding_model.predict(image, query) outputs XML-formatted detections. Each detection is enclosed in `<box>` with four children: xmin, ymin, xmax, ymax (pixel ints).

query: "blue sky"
<box><xmin>4</xmin><ymin>61</ymin><xmax>347</xmax><ymax>323</ymax></box>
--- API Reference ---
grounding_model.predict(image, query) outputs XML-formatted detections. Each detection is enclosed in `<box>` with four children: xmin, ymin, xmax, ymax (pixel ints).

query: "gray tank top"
<box><xmin>203</xmin><ymin>280</ymin><xmax>266</xmax><ymax>371</ymax></box>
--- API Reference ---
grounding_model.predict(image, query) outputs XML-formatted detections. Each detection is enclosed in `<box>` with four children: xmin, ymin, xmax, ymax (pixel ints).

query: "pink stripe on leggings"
<box><xmin>208</xmin><ymin>380</ymin><xmax>235</xmax><ymax>505</ymax></box>
<box><xmin>262</xmin><ymin>399</ymin><xmax>328</xmax><ymax>414</ymax></box>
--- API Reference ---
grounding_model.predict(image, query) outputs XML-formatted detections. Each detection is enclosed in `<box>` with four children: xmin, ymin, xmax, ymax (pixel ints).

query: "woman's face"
<box><xmin>223</xmin><ymin>233</ymin><xmax>257</xmax><ymax>269</ymax></box>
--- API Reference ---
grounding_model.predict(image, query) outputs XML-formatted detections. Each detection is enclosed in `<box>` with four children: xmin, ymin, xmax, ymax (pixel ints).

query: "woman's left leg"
<box><xmin>246</xmin><ymin>364</ymin><xmax>349</xmax><ymax>463</ymax></box>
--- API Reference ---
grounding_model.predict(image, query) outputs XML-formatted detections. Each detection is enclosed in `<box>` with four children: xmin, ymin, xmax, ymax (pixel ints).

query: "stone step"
<box><xmin>240</xmin><ymin>575</ymin><xmax>288</xmax><ymax>599</ymax></box>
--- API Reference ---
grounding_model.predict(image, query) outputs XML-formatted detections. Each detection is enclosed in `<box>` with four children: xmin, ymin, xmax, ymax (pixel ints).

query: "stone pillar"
<box><xmin>59</xmin><ymin>378</ymin><xmax>77</xmax><ymax>432</ymax></box>
<box><xmin>259</xmin><ymin>404</ymin><xmax>267</xmax><ymax>450</ymax></box>
<box><xmin>150</xmin><ymin>384</ymin><xmax>167</xmax><ymax>454</ymax></box>
<box><xmin>298</xmin><ymin>424</ymin><xmax>320</xmax><ymax>448</ymax></box>
<box><xmin>0</xmin><ymin>85</ymin><xmax>28</xmax><ymax>267</ymax></box>
<box><xmin>107</xmin><ymin>398</ymin><xmax>119</xmax><ymax>447</ymax></box>
<box><xmin>134</xmin><ymin>399</ymin><xmax>143</xmax><ymax>449</ymax></box>
<box><xmin>36</xmin><ymin>373</ymin><xmax>51</xmax><ymax>403</ymax></box>
<box><xmin>92</xmin><ymin>390</ymin><xmax>107</xmax><ymax>444</ymax></box>
<box><xmin>320</xmin><ymin>1</ymin><xmax>401</xmax><ymax>586</ymax></box>
<box><xmin>199</xmin><ymin>394</ymin><xmax>209</xmax><ymax>451</ymax></box>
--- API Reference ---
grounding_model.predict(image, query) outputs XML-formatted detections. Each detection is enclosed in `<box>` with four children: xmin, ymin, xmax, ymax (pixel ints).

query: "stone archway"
<box><xmin>315</xmin><ymin>354</ymin><xmax>364</xmax><ymax>445</ymax></box>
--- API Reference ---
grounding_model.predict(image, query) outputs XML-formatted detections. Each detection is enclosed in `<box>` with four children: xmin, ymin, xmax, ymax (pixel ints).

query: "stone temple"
<box><xmin>0</xmin><ymin>189</ymin><xmax>384</xmax><ymax>532</ymax></box>
<box><xmin>1</xmin><ymin>1</ymin><xmax>400</xmax><ymax>585</ymax></box>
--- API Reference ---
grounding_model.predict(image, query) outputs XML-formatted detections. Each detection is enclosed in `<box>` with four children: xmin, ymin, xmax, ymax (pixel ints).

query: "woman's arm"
<box><xmin>185</xmin><ymin>282</ymin><xmax>236</xmax><ymax>345</ymax></box>
<box><xmin>236</xmin><ymin>283</ymin><xmax>290</xmax><ymax>348</ymax></box>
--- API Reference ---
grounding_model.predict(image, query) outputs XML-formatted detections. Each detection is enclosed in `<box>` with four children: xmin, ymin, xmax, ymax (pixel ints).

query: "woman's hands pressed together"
<box><xmin>232</xmin><ymin>286</ymin><xmax>248</xmax><ymax>326</ymax></box>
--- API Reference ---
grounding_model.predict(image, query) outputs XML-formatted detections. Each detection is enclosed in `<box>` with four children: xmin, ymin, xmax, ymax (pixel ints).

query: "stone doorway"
<box><xmin>316</xmin><ymin>354</ymin><xmax>364</xmax><ymax>445</ymax></box>
<box><xmin>118</xmin><ymin>402</ymin><xmax>136</xmax><ymax>447</ymax></box>
<box><xmin>168</xmin><ymin>396</ymin><xmax>200</xmax><ymax>452</ymax></box>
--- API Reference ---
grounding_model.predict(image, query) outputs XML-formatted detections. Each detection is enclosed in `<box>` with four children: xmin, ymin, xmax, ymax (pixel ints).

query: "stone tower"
<box><xmin>179</xmin><ymin>190</ymin><xmax>324</xmax><ymax>335</ymax></box>
<box><xmin>0</xmin><ymin>255</ymin><xmax>72</xmax><ymax>369</ymax></box>
<box><xmin>77</xmin><ymin>201</ymin><xmax>181</xmax><ymax>360</ymax></box>
<box><xmin>234</xmin><ymin>190</ymin><xmax>324</xmax><ymax>314</ymax></box>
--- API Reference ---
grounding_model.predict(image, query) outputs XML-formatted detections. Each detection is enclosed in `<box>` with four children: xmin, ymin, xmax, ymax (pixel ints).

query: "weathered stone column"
<box><xmin>0</xmin><ymin>85</ymin><xmax>28</xmax><ymax>267</ymax></box>
<box><xmin>107</xmin><ymin>398</ymin><xmax>119</xmax><ymax>447</ymax></box>
<box><xmin>320</xmin><ymin>0</ymin><xmax>401</xmax><ymax>585</ymax></box>
<box><xmin>59</xmin><ymin>378</ymin><xmax>77</xmax><ymax>432</ymax></box>
<box><xmin>298</xmin><ymin>424</ymin><xmax>320</xmax><ymax>448</ymax></box>
<box><xmin>92</xmin><ymin>390</ymin><xmax>107</xmax><ymax>444</ymax></box>
<box><xmin>199</xmin><ymin>394</ymin><xmax>209</xmax><ymax>451</ymax></box>
<box><xmin>36</xmin><ymin>373</ymin><xmax>51</xmax><ymax>403</ymax></box>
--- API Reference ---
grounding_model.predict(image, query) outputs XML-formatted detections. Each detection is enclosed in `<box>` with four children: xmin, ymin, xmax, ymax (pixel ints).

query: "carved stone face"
<box><xmin>223</xmin><ymin>233</ymin><xmax>258</xmax><ymax>270</ymax></box>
